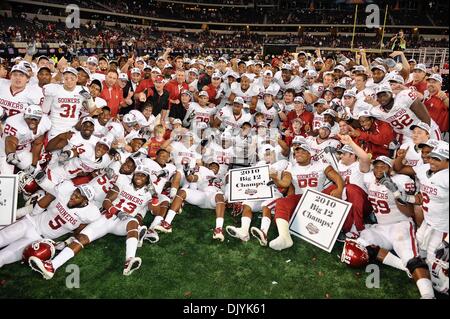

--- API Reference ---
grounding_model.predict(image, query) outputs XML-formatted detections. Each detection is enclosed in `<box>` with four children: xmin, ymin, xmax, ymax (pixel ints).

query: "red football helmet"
<box><xmin>17</xmin><ymin>171</ymin><xmax>40</xmax><ymax>196</ymax></box>
<box><xmin>22</xmin><ymin>239</ymin><xmax>56</xmax><ymax>263</ymax></box>
<box><xmin>341</xmin><ymin>239</ymin><xmax>369</xmax><ymax>268</ymax></box>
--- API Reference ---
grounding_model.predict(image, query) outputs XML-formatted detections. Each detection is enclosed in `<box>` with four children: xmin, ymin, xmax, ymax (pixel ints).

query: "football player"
<box><xmin>1</xmin><ymin>182</ymin><xmax>99</xmax><ymax>268</ymax></box>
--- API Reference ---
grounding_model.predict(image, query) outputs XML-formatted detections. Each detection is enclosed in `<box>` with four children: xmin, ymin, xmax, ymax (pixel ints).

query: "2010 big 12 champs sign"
<box><xmin>228</xmin><ymin>165</ymin><xmax>274</xmax><ymax>203</ymax></box>
<box><xmin>0</xmin><ymin>175</ymin><xmax>18</xmax><ymax>226</ymax></box>
<box><xmin>289</xmin><ymin>188</ymin><xmax>352</xmax><ymax>253</ymax></box>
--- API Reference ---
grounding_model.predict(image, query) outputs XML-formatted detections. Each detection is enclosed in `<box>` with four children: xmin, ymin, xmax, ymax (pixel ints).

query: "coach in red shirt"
<box><xmin>101</xmin><ymin>69</ymin><xmax>132</xmax><ymax>117</ymax></box>
<box><xmin>424</xmin><ymin>74</ymin><xmax>449</xmax><ymax>133</ymax></box>
<box><xmin>406</xmin><ymin>63</ymin><xmax>428</xmax><ymax>94</ymax></box>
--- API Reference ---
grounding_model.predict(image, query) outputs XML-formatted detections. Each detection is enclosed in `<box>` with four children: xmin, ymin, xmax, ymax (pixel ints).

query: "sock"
<box><xmin>241</xmin><ymin>217</ymin><xmax>251</xmax><ymax>233</ymax></box>
<box><xmin>165</xmin><ymin>210</ymin><xmax>177</xmax><ymax>224</ymax></box>
<box><xmin>216</xmin><ymin>217</ymin><xmax>224</xmax><ymax>229</ymax></box>
<box><xmin>125</xmin><ymin>237</ymin><xmax>138</xmax><ymax>260</ymax></box>
<box><xmin>260</xmin><ymin>217</ymin><xmax>271</xmax><ymax>234</ymax></box>
<box><xmin>150</xmin><ymin>216</ymin><xmax>164</xmax><ymax>229</ymax></box>
<box><xmin>52</xmin><ymin>247</ymin><xmax>75</xmax><ymax>270</ymax></box>
<box><xmin>382</xmin><ymin>252</ymin><xmax>408</xmax><ymax>271</ymax></box>
<box><xmin>416</xmin><ymin>278</ymin><xmax>435</xmax><ymax>299</ymax></box>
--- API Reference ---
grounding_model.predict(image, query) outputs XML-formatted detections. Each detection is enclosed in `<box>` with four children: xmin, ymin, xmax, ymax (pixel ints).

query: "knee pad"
<box><xmin>406</xmin><ymin>256</ymin><xmax>428</xmax><ymax>273</ymax></box>
<box><xmin>366</xmin><ymin>245</ymin><xmax>380</xmax><ymax>263</ymax></box>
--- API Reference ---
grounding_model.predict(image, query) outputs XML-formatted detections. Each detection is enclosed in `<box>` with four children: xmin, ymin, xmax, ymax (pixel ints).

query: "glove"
<box><xmin>169</xmin><ymin>187</ymin><xmax>177</xmax><ymax>199</ymax></box>
<box><xmin>435</xmin><ymin>240</ymin><xmax>449</xmax><ymax>262</ymax></box>
<box><xmin>22</xmin><ymin>164</ymin><xmax>36</xmax><ymax>176</ymax></box>
<box><xmin>188</xmin><ymin>111</ymin><xmax>196</xmax><ymax>120</ymax></box>
<box><xmin>6</xmin><ymin>153</ymin><xmax>21</xmax><ymax>166</ymax></box>
<box><xmin>104</xmin><ymin>167</ymin><xmax>116</xmax><ymax>179</ymax></box>
<box><xmin>156</xmin><ymin>169</ymin><xmax>169</xmax><ymax>178</ymax></box>
<box><xmin>58</xmin><ymin>150</ymin><xmax>72</xmax><ymax>164</ymax></box>
<box><xmin>379</xmin><ymin>173</ymin><xmax>399</xmax><ymax>193</ymax></box>
<box><xmin>147</xmin><ymin>181</ymin><xmax>158</xmax><ymax>197</ymax></box>
<box><xmin>79</xmin><ymin>89</ymin><xmax>91</xmax><ymax>100</ymax></box>
<box><xmin>104</xmin><ymin>206</ymin><xmax>119</xmax><ymax>219</ymax></box>
<box><xmin>323</xmin><ymin>146</ymin><xmax>337</xmax><ymax>154</ymax></box>
<box><xmin>273</xmin><ymin>102</ymin><xmax>281</xmax><ymax>113</ymax></box>
<box><xmin>183</xmin><ymin>163</ymin><xmax>191</xmax><ymax>176</ymax></box>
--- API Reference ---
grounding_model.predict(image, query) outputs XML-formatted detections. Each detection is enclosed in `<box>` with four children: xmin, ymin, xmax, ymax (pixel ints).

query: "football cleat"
<box><xmin>143</xmin><ymin>229</ymin><xmax>160</xmax><ymax>244</ymax></box>
<box><xmin>123</xmin><ymin>257</ymin><xmax>142</xmax><ymax>276</ymax></box>
<box><xmin>225</xmin><ymin>226</ymin><xmax>249</xmax><ymax>242</ymax></box>
<box><xmin>213</xmin><ymin>227</ymin><xmax>225</xmax><ymax>242</ymax></box>
<box><xmin>153</xmin><ymin>220</ymin><xmax>172</xmax><ymax>233</ymax></box>
<box><xmin>137</xmin><ymin>225</ymin><xmax>148</xmax><ymax>248</ymax></box>
<box><xmin>29</xmin><ymin>256</ymin><xmax>55</xmax><ymax>280</ymax></box>
<box><xmin>250</xmin><ymin>227</ymin><xmax>268</xmax><ymax>246</ymax></box>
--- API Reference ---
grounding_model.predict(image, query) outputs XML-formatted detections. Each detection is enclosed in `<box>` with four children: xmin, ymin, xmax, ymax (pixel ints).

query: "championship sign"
<box><xmin>228</xmin><ymin>165</ymin><xmax>274</xmax><ymax>203</ymax></box>
<box><xmin>289</xmin><ymin>188</ymin><xmax>352</xmax><ymax>253</ymax></box>
<box><xmin>0</xmin><ymin>175</ymin><xmax>18</xmax><ymax>226</ymax></box>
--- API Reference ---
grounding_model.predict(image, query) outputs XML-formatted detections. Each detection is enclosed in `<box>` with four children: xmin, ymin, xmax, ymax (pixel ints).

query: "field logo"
<box><xmin>66</xmin><ymin>4</ymin><xmax>80</xmax><ymax>29</ymax></box>
<box><xmin>366</xmin><ymin>4</ymin><xmax>380</xmax><ymax>29</ymax></box>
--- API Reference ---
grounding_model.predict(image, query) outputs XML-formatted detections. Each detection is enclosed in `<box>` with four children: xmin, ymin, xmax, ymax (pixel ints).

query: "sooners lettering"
<box><xmin>57</xmin><ymin>98</ymin><xmax>81</xmax><ymax>103</ymax></box>
<box><xmin>119</xmin><ymin>191</ymin><xmax>144</xmax><ymax>206</ymax></box>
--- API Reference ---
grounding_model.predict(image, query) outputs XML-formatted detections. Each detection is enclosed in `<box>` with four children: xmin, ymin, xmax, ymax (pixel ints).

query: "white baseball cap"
<box><xmin>11</xmin><ymin>64</ymin><xmax>29</xmax><ymax>76</ymax></box>
<box><xmin>131</xmin><ymin>67</ymin><xmax>141</xmax><ymax>75</ymax></box>
<box><xmin>198</xmin><ymin>91</ymin><xmax>209</xmax><ymax>97</ymax></box>
<box><xmin>87</xmin><ymin>56</ymin><xmax>98</xmax><ymax>65</ymax></box>
<box><xmin>188</xmin><ymin>68</ymin><xmax>199</xmax><ymax>75</ymax></box>
<box><xmin>294</xmin><ymin>96</ymin><xmax>305</xmax><ymax>104</ymax></box>
<box><xmin>427</xmin><ymin>74</ymin><xmax>443</xmax><ymax>83</ymax></box>
<box><xmin>212</xmin><ymin>73</ymin><xmax>222</xmax><ymax>79</ymax></box>
<box><xmin>81</xmin><ymin>116</ymin><xmax>95</xmax><ymax>125</ymax></box>
<box><xmin>314</xmin><ymin>98</ymin><xmax>327</xmax><ymax>105</ymax></box>
<box><xmin>98</xmin><ymin>135</ymin><xmax>113</xmax><ymax>149</ymax></box>
<box><xmin>151</xmin><ymin>67</ymin><xmax>162</xmax><ymax>74</ymax></box>
<box><xmin>233</xmin><ymin>96</ymin><xmax>244</xmax><ymax>104</ymax></box>
<box><xmin>334</xmin><ymin>65</ymin><xmax>346</xmax><ymax>73</ymax></box>
<box><xmin>428</xmin><ymin>141</ymin><xmax>449</xmax><ymax>160</ymax></box>
<box><xmin>77</xmin><ymin>184</ymin><xmax>95</xmax><ymax>201</ymax></box>
<box><xmin>410</xmin><ymin>122</ymin><xmax>431</xmax><ymax>134</ymax></box>
<box><xmin>336</xmin><ymin>145</ymin><xmax>355</xmax><ymax>155</ymax></box>
<box><xmin>281</xmin><ymin>64</ymin><xmax>292</xmax><ymax>71</ymax></box>
<box><xmin>173</xmin><ymin>118</ymin><xmax>182</xmax><ymax>125</ymax></box>
<box><xmin>343</xmin><ymin>90</ymin><xmax>356</xmax><ymax>98</ymax></box>
<box><xmin>63</xmin><ymin>67</ymin><xmax>78</xmax><ymax>76</ymax></box>
<box><xmin>371</xmin><ymin>65</ymin><xmax>387</xmax><ymax>73</ymax></box>
<box><xmin>294</xmin><ymin>143</ymin><xmax>312</xmax><ymax>153</ymax></box>
<box><xmin>263</xmin><ymin>70</ymin><xmax>273</xmax><ymax>77</ymax></box>
<box><xmin>413</xmin><ymin>64</ymin><xmax>427</xmax><ymax>73</ymax></box>
<box><xmin>123</xmin><ymin>113</ymin><xmax>137</xmax><ymax>125</ymax></box>
<box><xmin>375</xmin><ymin>84</ymin><xmax>393</xmax><ymax>94</ymax></box>
<box><xmin>24</xmin><ymin>105</ymin><xmax>43</xmax><ymax>119</ymax></box>
<box><xmin>373</xmin><ymin>155</ymin><xmax>393</xmax><ymax>167</ymax></box>
<box><xmin>118</xmin><ymin>73</ymin><xmax>129</xmax><ymax>81</ymax></box>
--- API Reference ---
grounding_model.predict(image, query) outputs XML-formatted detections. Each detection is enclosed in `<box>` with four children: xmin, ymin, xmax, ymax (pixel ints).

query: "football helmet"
<box><xmin>22</xmin><ymin>239</ymin><xmax>56</xmax><ymax>263</ymax></box>
<box><xmin>341</xmin><ymin>239</ymin><xmax>369</xmax><ymax>268</ymax></box>
<box><xmin>17</xmin><ymin>171</ymin><xmax>40</xmax><ymax>196</ymax></box>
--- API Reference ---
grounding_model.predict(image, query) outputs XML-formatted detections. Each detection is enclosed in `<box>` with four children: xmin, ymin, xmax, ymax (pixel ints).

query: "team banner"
<box><xmin>289</xmin><ymin>188</ymin><xmax>352</xmax><ymax>253</ymax></box>
<box><xmin>0</xmin><ymin>175</ymin><xmax>18</xmax><ymax>226</ymax></box>
<box><xmin>228</xmin><ymin>165</ymin><xmax>274</xmax><ymax>203</ymax></box>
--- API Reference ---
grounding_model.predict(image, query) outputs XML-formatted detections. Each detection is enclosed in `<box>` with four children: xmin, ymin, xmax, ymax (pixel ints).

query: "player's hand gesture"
<box><xmin>396</xmin><ymin>146</ymin><xmax>409</xmax><ymax>159</ymax></box>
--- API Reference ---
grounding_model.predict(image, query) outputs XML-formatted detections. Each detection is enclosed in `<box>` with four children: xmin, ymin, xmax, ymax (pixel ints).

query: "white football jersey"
<box><xmin>61</xmin><ymin>143</ymin><xmax>112</xmax><ymax>177</ymax></box>
<box><xmin>287</xmin><ymin>161</ymin><xmax>330</xmax><ymax>195</ymax></box>
<box><xmin>0</xmin><ymin>113</ymin><xmax>51</xmax><ymax>156</ymax></box>
<box><xmin>141</xmin><ymin>158</ymin><xmax>177</xmax><ymax>194</ymax></box>
<box><xmin>29</xmin><ymin>182</ymin><xmax>101</xmax><ymax>238</ymax></box>
<box><xmin>257</xmin><ymin>159</ymin><xmax>289</xmax><ymax>195</ymax></box>
<box><xmin>337</xmin><ymin>160</ymin><xmax>367</xmax><ymax>192</ymax></box>
<box><xmin>355</xmin><ymin>87</ymin><xmax>376</xmax><ymax>102</ymax></box>
<box><xmin>274</xmin><ymin>72</ymin><xmax>304</xmax><ymax>94</ymax></box>
<box><xmin>88</xmin><ymin>172</ymin><xmax>120</xmax><ymax>206</ymax></box>
<box><xmin>215</xmin><ymin>106</ymin><xmax>252</xmax><ymax>132</ymax></box>
<box><xmin>202</xmin><ymin>142</ymin><xmax>235</xmax><ymax>177</ymax></box>
<box><xmin>306</xmin><ymin>83</ymin><xmax>325</xmax><ymax>98</ymax></box>
<box><xmin>170</xmin><ymin>141</ymin><xmax>202</xmax><ymax>170</ymax></box>
<box><xmin>255</xmin><ymin>100</ymin><xmax>283</xmax><ymax>129</ymax></box>
<box><xmin>111</xmin><ymin>174</ymin><xmax>153</xmax><ymax>218</ymax></box>
<box><xmin>0</xmin><ymin>79</ymin><xmax>43</xmax><ymax>118</ymax></box>
<box><xmin>184</xmin><ymin>102</ymin><xmax>216</xmax><ymax>129</ymax></box>
<box><xmin>253</xmin><ymin>79</ymin><xmax>281</xmax><ymax>100</ymax></box>
<box><xmin>230</xmin><ymin>82</ymin><xmax>258</xmax><ymax>103</ymax></box>
<box><xmin>42</xmin><ymin>83</ymin><xmax>89</xmax><ymax>138</ymax></box>
<box><xmin>399</xmin><ymin>141</ymin><xmax>423</xmax><ymax>167</ymax></box>
<box><xmin>364</xmin><ymin>173</ymin><xmax>416</xmax><ymax>225</ymax></box>
<box><xmin>195</xmin><ymin>165</ymin><xmax>223</xmax><ymax>193</ymax></box>
<box><xmin>413</xmin><ymin>165</ymin><xmax>449</xmax><ymax>233</ymax></box>
<box><xmin>371</xmin><ymin>89</ymin><xmax>440</xmax><ymax>143</ymax></box>
<box><xmin>312</xmin><ymin>111</ymin><xmax>324</xmax><ymax>130</ymax></box>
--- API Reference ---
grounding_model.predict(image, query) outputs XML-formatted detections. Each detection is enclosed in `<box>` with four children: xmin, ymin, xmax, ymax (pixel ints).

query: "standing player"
<box><xmin>42</xmin><ymin>67</ymin><xmax>96</xmax><ymax>140</ymax></box>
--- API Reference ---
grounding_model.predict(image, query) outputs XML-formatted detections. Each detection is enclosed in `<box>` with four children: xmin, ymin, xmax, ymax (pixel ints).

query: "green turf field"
<box><xmin>0</xmin><ymin>203</ymin><xmax>423</xmax><ymax>299</ymax></box>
